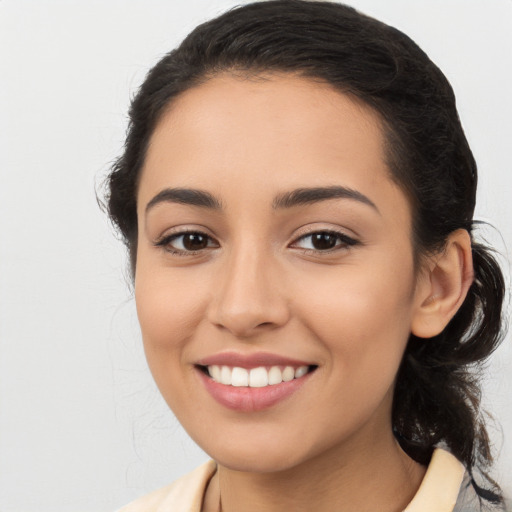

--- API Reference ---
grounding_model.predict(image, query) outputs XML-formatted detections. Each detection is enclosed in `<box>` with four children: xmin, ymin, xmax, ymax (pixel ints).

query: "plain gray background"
<box><xmin>0</xmin><ymin>1</ymin><xmax>511</xmax><ymax>510</ymax></box>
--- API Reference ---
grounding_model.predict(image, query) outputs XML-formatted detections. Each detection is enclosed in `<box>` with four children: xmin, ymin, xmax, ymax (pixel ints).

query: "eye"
<box><xmin>291</xmin><ymin>230</ymin><xmax>359</xmax><ymax>252</ymax></box>
<box><xmin>155</xmin><ymin>230</ymin><xmax>218</xmax><ymax>255</ymax></box>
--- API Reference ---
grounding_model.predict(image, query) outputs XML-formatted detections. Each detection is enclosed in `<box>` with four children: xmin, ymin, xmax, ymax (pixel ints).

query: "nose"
<box><xmin>206</xmin><ymin>245</ymin><xmax>290</xmax><ymax>338</ymax></box>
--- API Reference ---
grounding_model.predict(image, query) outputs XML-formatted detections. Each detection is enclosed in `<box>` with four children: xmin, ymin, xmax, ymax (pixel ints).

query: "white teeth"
<box><xmin>207</xmin><ymin>364</ymin><xmax>311</xmax><ymax>387</ymax></box>
<box><xmin>209</xmin><ymin>365</ymin><xmax>221</xmax><ymax>382</ymax></box>
<box><xmin>249</xmin><ymin>367</ymin><xmax>269</xmax><ymax>388</ymax></box>
<box><xmin>295</xmin><ymin>366</ymin><xmax>308</xmax><ymax>378</ymax></box>
<box><xmin>220</xmin><ymin>366</ymin><xmax>232</xmax><ymax>385</ymax></box>
<box><xmin>231</xmin><ymin>367</ymin><xmax>249</xmax><ymax>387</ymax></box>
<box><xmin>268</xmin><ymin>366</ymin><xmax>283</xmax><ymax>385</ymax></box>
<box><xmin>282</xmin><ymin>366</ymin><xmax>295</xmax><ymax>382</ymax></box>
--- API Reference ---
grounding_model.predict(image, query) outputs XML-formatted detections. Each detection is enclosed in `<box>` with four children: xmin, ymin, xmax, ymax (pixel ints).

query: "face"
<box><xmin>135</xmin><ymin>73</ymin><xmax>425</xmax><ymax>473</ymax></box>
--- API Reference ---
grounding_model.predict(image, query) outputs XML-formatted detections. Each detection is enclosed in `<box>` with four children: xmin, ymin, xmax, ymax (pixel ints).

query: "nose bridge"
<box><xmin>208</xmin><ymin>235</ymin><xmax>289</xmax><ymax>336</ymax></box>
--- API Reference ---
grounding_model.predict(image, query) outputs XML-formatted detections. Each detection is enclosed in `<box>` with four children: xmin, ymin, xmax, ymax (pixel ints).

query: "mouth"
<box><xmin>195</xmin><ymin>353</ymin><xmax>318</xmax><ymax>412</ymax></box>
<box><xmin>197</xmin><ymin>364</ymin><xmax>317</xmax><ymax>388</ymax></box>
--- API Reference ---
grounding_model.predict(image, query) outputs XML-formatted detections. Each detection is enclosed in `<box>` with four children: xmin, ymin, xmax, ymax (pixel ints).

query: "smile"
<box><xmin>206</xmin><ymin>365</ymin><xmax>310</xmax><ymax>387</ymax></box>
<box><xmin>195</xmin><ymin>353</ymin><xmax>317</xmax><ymax>412</ymax></box>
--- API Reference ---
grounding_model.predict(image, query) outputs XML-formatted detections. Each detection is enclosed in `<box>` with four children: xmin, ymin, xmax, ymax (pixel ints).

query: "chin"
<box><xmin>211</xmin><ymin>448</ymin><xmax>306</xmax><ymax>474</ymax></box>
<box><xmin>194</xmin><ymin>426</ymin><xmax>319</xmax><ymax>474</ymax></box>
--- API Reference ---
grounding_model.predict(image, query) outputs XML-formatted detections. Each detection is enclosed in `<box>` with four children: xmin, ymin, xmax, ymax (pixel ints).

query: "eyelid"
<box><xmin>290</xmin><ymin>228</ymin><xmax>360</xmax><ymax>253</ymax></box>
<box><xmin>152</xmin><ymin>225</ymin><xmax>360</xmax><ymax>257</ymax></box>
<box><xmin>153</xmin><ymin>227</ymin><xmax>219</xmax><ymax>255</ymax></box>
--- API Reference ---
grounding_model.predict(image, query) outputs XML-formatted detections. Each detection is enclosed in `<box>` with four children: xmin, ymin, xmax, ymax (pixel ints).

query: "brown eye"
<box><xmin>292</xmin><ymin>230</ymin><xmax>359</xmax><ymax>253</ymax></box>
<box><xmin>155</xmin><ymin>231</ymin><xmax>218</xmax><ymax>254</ymax></box>
<box><xmin>311</xmin><ymin>233</ymin><xmax>338</xmax><ymax>250</ymax></box>
<box><xmin>182</xmin><ymin>233</ymin><xmax>209</xmax><ymax>250</ymax></box>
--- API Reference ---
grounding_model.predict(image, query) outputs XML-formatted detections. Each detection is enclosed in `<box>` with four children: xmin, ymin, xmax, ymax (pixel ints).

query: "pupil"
<box><xmin>183</xmin><ymin>233</ymin><xmax>208</xmax><ymax>250</ymax></box>
<box><xmin>312</xmin><ymin>233</ymin><xmax>337</xmax><ymax>250</ymax></box>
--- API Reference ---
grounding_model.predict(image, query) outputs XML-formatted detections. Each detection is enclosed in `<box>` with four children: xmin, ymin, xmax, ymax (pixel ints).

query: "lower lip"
<box><xmin>197</xmin><ymin>369</ymin><xmax>311</xmax><ymax>412</ymax></box>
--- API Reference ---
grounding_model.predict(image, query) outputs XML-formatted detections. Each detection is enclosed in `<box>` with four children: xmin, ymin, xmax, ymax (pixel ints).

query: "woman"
<box><xmin>106</xmin><ymin>1</ymin><xmax>507</xmax><ymax>510</ymax></box>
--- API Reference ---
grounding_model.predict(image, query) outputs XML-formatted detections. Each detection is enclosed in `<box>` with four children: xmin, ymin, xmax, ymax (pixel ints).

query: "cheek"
<box><xmin>133</xmin><ymin>262</ymin><xmax>209</xmax><ymax>387</ymax></box>
<box><xmin>294</xmin><ymin>275</ymin><xmax>413</xmax><ymax>442</ymax></box>
<box><xmin>133</xmin><ymin>267</ymin><xmax>206</xmax><ymax>417</ymax></box>
<box><xmin>295</xmin><ymin>261</ymin><xmax>414</xmax><ymax>381</ymax></box>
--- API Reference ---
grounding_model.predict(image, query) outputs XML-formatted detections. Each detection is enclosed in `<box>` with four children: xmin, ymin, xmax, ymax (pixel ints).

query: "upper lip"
<box><xmin>196</xmin><ymin>351</ymin><xmax>315</xmax><ymax>369</ymax></box>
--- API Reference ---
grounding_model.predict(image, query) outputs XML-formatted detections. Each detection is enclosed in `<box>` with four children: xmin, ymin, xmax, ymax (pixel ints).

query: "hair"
<box><xmin>105</xmin><ymin>0</ymin><xmax>506</xmax><ymax>506</ymax></box>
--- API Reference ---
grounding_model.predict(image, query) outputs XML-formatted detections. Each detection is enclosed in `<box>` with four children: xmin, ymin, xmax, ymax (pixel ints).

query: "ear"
<box><xmin>411</xmin><ymin>229</ymin><xmax>474</xmax><ymax>339</ymax></box>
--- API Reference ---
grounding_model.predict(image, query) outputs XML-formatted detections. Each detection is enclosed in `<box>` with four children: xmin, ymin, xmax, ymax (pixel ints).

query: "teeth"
<box><xmin>249</xmin><ymin>367</ymin><xmax>268</xmax><ymax>388</ymax></box>
<box><xmin>295</xmin><ymin>366</ymin><xmax>308</xmax><ymax>378</ymax></box>
<box><xmin>231</xmin><ymin>367</ymin><xmax>249</xmax><ymax>387</ymax></box>
<box><xmin>220</xmin><ymin>366</ymin><xmax>232</xmax><ymax>385</ymax></box>
<box><xmin>282</xmin><ymin>366</ymin><xmax>295</xmax><ymax>382</ymax></box>
<box><xmin>268</xmin><ymin>366</ymin><xmax>283</xmax><ymax>385</ymax></box>
<box><xmin>209</xmin><ymin>365</ymin><xmax>221</xmax><ymax>382</ymax></box>
<box><xmin>207</xmin><ymin>364</ymin><xmax>311</xmax><ymax>387</ymax></box>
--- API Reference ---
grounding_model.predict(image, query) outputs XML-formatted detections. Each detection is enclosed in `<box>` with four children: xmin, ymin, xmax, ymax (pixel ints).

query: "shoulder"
<box><xmin>115</xmin><ymin>460</ymin><xmax>217</xmax><ymax>512</ymax></box>
<box><xmin>452</xmin><ymin>473</ymin><xmax>482</xmax><ymax>512</ymax></box>
<box><xmin>405</xmin><ymin>447</ymin><xmax>466</xmax><ymax>512</ymax></box>
<box><xmin>453</xmin><ymin>473</ymin><xmax>509</xmax><ymax>512</ymax></box>
<box><xmin>405</xmin><ymin>447</ymin><xmax>506</xmax><ymax>512</ymax></box>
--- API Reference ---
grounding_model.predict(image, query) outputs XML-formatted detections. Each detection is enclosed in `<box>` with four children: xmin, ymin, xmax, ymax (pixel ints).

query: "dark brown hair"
<box><xmin>105</xmin><ymin>1</ymin><xmax>506</xmax><ymax>505</ymax></box>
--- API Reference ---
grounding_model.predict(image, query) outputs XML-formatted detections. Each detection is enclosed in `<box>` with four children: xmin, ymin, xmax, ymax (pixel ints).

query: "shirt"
<box><xmin>116</xmin><ymin>447</ymin><xmax>479</xmax><ymax>512</ymax></box>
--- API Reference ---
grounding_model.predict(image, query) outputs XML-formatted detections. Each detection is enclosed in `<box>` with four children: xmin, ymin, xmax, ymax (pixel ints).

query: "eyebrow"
<box><xmin>272</xmin><ymin>186</ymin><xmax>379</xmax><ymax>212</ymax></box>
<box><xmin>145</xmin><ymin>188</ymin><xmax>223</xmax><ymax>213</ymax></box>
<box><xmin>145</xmin><ymin>186</ymin><xmax>379</xmax><ymax>214</ymax></box>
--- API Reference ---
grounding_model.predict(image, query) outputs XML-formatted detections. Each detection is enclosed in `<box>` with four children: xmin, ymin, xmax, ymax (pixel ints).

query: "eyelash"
<box><xmin>154</xmin><ymin>229</ymin><xmax>359</xmax><ymax>257</ymax></box>
<box><xmin>292</xmin><ymin>230</ymin><xmax>359</xmax><ymax>253</ymax></box>
<box><xmin>154</xmin><ymin>230</ymin><xmax>217</xmax><ymax>256</ymax></box>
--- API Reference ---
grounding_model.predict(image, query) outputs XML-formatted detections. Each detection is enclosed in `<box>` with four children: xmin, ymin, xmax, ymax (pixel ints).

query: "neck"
<box><xmin>204</xmin><ymin>427</ymin><xmax>426</xmax><ymax>512</ymax></box>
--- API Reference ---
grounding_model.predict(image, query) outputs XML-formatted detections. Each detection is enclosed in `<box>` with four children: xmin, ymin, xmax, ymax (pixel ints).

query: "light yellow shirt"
<box><xmin>117</xmin><ymin>447</ymin><xmax>466</xmax><ymax>512</ymax></box>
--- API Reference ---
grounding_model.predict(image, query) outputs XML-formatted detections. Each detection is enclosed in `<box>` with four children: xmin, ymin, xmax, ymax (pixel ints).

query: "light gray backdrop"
<box><xmin>0</xmin><ymin>1</ymin><xmax>510</xmax><ymax>511</ymax></box>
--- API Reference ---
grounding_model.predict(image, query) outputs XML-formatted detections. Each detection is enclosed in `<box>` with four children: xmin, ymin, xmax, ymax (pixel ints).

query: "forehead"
<box><xmin>151</xmin><ymin>73</ymin><xmax>384</xmax><ymax>164</ymax></box>
<box><xmin>138</xmin><ymin>72</ymin><xmax>409</xmax><ymax>222</ymax></box>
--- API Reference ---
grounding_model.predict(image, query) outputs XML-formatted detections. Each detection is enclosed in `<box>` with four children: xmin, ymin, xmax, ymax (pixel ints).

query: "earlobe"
<box><xmin>411</xmin><ymin>229</ymin><xmax>474</xmax><ymax>339</ymax></box>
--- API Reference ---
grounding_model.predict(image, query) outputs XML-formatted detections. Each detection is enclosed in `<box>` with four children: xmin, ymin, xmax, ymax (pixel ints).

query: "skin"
<box><xmin>134</xmin><ymin>73</ymin><xmax>473</xmax><ymax>512</ymax></box>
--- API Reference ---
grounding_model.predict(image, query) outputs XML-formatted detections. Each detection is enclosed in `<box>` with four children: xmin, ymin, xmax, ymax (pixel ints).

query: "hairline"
<box><xmin>129</xmin><ymin>68</ymin><xmax>425</xmax><ymax>275</ymax></box>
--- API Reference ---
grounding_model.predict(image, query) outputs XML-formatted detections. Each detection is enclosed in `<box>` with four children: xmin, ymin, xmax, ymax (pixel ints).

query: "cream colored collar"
<box><xmin>116</xmin><ymin>447</ymin><xmax>466</xmax><ymax>512</ymax></box>
<box><xmin>403</xmin><ymin>448</ymin><xmax>465</xmax><ymax>512</ymax></box>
